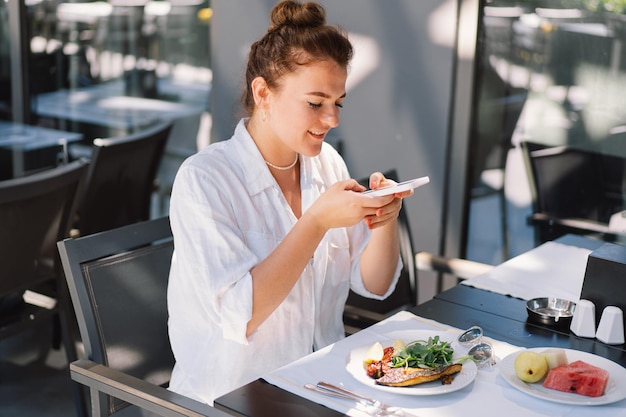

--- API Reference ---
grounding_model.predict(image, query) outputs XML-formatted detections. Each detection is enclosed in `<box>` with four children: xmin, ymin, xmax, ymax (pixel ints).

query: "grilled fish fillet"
<box><xmin>375</xmin><ymin>363</ymin><xmax>463</xmax><ymax>387</ymax></box>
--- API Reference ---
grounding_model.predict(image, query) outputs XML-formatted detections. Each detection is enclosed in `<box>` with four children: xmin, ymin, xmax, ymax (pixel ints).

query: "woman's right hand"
<box><xmin>305</xmin><ymin>179</ymin><xmax>394</xmax><ymax>230</ymax></box>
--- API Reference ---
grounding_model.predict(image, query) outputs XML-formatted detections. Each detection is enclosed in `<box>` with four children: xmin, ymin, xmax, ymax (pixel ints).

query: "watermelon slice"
<box><xmin>542</xmin><ymin>360</ymin><xmax>609</xmax><ymax>397</ymax></box>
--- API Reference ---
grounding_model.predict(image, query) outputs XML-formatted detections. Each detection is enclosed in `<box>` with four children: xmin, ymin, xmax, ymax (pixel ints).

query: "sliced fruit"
<box><xmin>541</xmin><ymin>348</ymin><xmax>568</xmax><ymax>369</ymax></box>
<box><xmin>543</xmin><ymin>360</ymin><xmax>609</xmax><ymax>397</ymax></box>
<box><xmin>363</xmin><ymin>342</ymin><xmax>384</xmax><ymax>369</ymax></box>
<box><xmin>514</xmin><ymin>351</ymin><xmax>549</xmax><ymax>383</ymax></box>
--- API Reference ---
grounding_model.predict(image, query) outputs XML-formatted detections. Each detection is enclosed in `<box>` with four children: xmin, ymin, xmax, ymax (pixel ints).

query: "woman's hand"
<box><xmin>305</xmin><ymin>173</ymin><xmax>414</xmax><ymax>232</ymax></box>
<box><xmin>368</xmin><ymin>171</ymin><xmax>415</xmax><ymax>199</ymax></box>
<box><xmin>305</xmin><ymin>179</ymin><xmax>394</xmax><ymax>231</ymax></box>
<box><xmin>364</xmin><ymin>172</ymin><xmax>413</xmax><ymax>229</ymax></box>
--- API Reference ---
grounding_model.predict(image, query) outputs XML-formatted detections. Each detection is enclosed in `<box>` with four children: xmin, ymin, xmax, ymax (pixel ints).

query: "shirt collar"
<box><xmin>230</xmin><ymin>119</ymin><xmax>279</xmax><ymax>196</ymax></box>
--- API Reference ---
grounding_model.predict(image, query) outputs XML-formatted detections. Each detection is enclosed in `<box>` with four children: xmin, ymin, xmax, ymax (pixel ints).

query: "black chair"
<box><xmin>520</xmin><ymin>141</ymin><xmax>625</xmax><ymax>245</ymax></box>
<box><xmin>0</xmin><ymin>159</ymin><xmax>89</xmax><ymax>416</ymax></box>
<box><xmin>342</xmin><ymin>170</ymin><xmax>418</xmax><ymax>333</ymax></box>
<box><xmin>74</xmin><ymin>121</ymin><xmax>172</xmax><ymax>237</ymax></box>
<box><xmin>0</xmin><ymin>159</ymin><xmax>87</xmax><ymax>337</ymax></box>
<box><xmin>57</xmin><ymin>217</ymin><xmax>230</xmax><ymax>417</ymax></box>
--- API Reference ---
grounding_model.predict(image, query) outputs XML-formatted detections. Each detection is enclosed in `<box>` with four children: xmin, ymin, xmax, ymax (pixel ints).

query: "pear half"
<box><xmin>514</xmin><ymin>351</ymin><xmax>549</xmax><ymax>383</ymax></box>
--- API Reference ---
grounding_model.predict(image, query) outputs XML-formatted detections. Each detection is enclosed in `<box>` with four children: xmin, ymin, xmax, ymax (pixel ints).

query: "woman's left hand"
<box><xmin>365</xmin><ymin>172</ymin><xmax>412</xmax><ymax>229</ymax></box>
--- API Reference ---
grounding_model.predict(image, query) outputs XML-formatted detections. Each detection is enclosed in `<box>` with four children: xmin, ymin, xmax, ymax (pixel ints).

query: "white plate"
<box><xmin>363</xmin><ymin>176</ymin><xmax>430</xmax><ymax>197</ymax></box>
<box><xmin>499</xmin><ymin>348</ymin><xmax>626</xmax><ymax>405</ymax></box>
<box><xmin>345</xmin><ymin>330</ymin><xmax>477</xmax><ymax>395</ymax></box>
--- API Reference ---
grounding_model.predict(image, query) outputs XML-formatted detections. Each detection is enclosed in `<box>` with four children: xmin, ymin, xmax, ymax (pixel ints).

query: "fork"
<box><xmin>304</xmin><ymin>381</ymin><xmax>417</xmax><ymax>416</ymax></box>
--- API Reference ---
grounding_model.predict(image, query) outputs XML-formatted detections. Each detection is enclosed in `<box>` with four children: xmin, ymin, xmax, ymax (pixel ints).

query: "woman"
<box><xmin>167</xmin><ymin>0</ymin><xmax>413</xmax><ymax>404</ymax></box>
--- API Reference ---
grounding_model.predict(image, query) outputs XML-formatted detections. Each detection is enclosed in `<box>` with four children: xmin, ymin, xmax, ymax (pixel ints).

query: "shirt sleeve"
<box><xmin>346</xmin><ymin>222</ymin><xmax>403</xmax><ymax>300</ymax></box>
<box><xmin>169</xmin><ymin>162</ymin><xmax>256</xmax><ymax>345</ymax></box>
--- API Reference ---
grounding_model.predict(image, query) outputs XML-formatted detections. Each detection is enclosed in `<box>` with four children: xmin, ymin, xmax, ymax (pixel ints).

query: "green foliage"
<box><xmin>512</xmin><ymin>0</ymin><xmax>626</xmax><ymax>14</ymax></box>
<box><xmin>574</xmin><ymin>0</ymin><xmax>626</xmax><ymax>13</ymax></box>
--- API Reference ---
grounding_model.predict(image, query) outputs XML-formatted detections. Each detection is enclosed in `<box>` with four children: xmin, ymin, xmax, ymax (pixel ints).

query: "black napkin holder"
<box><xmin>580</xmin><ymin>242</ymin><xmax>626</xmax><ymax>334</ymax></box>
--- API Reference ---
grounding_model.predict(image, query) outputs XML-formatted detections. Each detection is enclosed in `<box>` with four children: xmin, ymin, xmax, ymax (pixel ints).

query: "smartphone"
<box><xmin>362</xmin><ymin>176</ymin><xmax>430</xmax><ymax>197</ymax></box>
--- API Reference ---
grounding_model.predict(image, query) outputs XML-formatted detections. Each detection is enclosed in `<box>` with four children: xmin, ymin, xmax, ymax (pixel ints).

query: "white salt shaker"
<box><xmin>595</xmin><ymin>306</ymin><xmax>625</xmax><ymax>345</ymax></box>
<box><xmin>570</xmin><ymin>299</ymin><xmax>596</xmax><ymax>338</ymax></box>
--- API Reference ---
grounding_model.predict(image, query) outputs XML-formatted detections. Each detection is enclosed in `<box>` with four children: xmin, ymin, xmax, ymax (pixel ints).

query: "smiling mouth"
<box><xmin>308</xmin><ymin>130</ymin><xmax>327</xmax><ymax>139</ymax></box>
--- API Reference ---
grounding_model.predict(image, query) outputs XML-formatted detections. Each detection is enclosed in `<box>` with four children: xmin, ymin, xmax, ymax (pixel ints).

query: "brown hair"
<box><xmin>241</xmin><ymin>1</ymin><xmax>353</xmax><ymax>115</ymax></box>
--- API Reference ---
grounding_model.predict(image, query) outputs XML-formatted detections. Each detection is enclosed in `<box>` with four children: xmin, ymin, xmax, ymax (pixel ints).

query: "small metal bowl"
<box><xmin>526</xmin><ymin>297</ymin><xmax>576</xmax><ymax>328</ymax></box>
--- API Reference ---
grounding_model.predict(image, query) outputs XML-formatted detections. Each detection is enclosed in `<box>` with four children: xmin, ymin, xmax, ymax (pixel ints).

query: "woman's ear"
<box><xmin>251</xmin><ymin>76</ymin><xmax>269</xmax><ymax>109</ymax></box>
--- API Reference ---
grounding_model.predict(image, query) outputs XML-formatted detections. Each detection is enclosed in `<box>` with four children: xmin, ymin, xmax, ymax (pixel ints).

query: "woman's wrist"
<box><xmin>300</xmin><ymin>209</ymin><xmax>329</xmax><ymax>236</ymax></box>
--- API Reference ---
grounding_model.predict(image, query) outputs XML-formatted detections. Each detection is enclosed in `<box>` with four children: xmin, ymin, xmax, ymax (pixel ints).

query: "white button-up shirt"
<box><xmin>167</xmin><ymin>119</ymin><xmax>401</xmax><ymax>404</ymax></box>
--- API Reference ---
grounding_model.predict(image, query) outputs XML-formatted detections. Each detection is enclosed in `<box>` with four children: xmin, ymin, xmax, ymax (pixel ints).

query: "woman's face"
<box><xmin>266</xmin><ymin>59</ymin><xmax>347</xmax><ymax>157</ymax></box>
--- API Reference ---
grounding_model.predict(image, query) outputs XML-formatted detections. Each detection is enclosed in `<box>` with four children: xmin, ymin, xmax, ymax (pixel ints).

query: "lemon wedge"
<box><xmin>363</xmin><ymin>342</ymin><xmax>384</xmax><ymax>369</ymax></box>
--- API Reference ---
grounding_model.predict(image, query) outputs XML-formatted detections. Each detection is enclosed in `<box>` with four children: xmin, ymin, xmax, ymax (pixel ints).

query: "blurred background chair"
<box><xmin>154</xmin><ymin>119</ymin><xmax>200</xmax><ymax>217</ymax></box>
<box><xmin>57</xmin><ymin>216</ymin><xmax>229</xmax><ymax>417</ymax></box>
<box><xmin>73</xmin><ymin>121</ymin><xmax>172</xmax><ymax>237</ymax></box>
<box><xmin>0</xmin><ymin>159</ymin><xmax>89</xmax><ymax>416</ymax></box>
<box><xmin>520</xmin><ymin>141</ymin><xmax>625</xmax><ymax>245</ymax></box>
<box><xmin>414</xmin><ymin>252</ymin><xmax>494</xmax><ymax>287</ymax></box>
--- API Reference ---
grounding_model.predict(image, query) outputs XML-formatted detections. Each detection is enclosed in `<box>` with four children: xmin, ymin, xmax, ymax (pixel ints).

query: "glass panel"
<box><xmin>467</xmin><ymin>0</ymin><xmax>626</xmax><ymax>263</ymax></box>
<box><xmin>26</xmin><ymin>0</ymin><xmax>211</xmax><ymax>138</ymax></box>
<box><xmin>21</xmin><ymin>0</ymin><xmax>212</xmax><ymax>213</ymax></box>
<box><xmin>0</xmin><ymin>1</ymin><xmax>10</xmax><ymax>120</ymax></box>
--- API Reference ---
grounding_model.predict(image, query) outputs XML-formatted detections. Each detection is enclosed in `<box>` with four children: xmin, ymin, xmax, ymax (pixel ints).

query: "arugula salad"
<box><xmin>390</xmin><ymin>336</ymin><xmax>477</xmax><ymax>369</ymax></box>
<box><xmin>390</xmin><ymin>336</ymin><xmax>455</xmax><ymax>369</ymax></box>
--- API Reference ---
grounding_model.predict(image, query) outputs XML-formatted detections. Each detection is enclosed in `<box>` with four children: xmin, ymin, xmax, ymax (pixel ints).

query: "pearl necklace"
<box><xmin>265</xmin><ymin>153</ymin><xmax>299</xmax><ymax>170</ymax></box>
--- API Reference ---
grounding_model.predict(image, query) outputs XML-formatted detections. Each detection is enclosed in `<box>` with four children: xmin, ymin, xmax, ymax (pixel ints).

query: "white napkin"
<box><xmin>262</xmin><ymin>311</ymin><xmax>626</xmax><ymax>417</ymax></box>
<box><xmin>461</xmin><ymin>241</ymin><xmax>592</xmax><ymax>302</ymax></box>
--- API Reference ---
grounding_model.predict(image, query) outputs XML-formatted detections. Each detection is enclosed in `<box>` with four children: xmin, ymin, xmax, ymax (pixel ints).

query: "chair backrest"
<box><xmin>344</xmin><ymin>169</ymin><xmax>417</xmax><ymax>316</ymax></box>
<box><xmin>521</xmin><ymin>141</ymin><xmax>625</xmax><ymax>242</ymax></box>
<box><xmin>0</xmin><ymin>159</ymin><xmax>88</xmax><ymax>295</ymax></box>
<box><xmin>57</xmin><ymin>216</ymin><xmax>174</xmax><ymax>416</ymax></box>
<box><xmin>77</xmin><ymin>121</ymin><xmax>172</xmax><ymax>236</ymax></box>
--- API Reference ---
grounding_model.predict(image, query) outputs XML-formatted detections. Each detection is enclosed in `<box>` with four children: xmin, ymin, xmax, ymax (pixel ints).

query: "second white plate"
<box><xmin>499</xmin><ymin>348</ymin><xmax>626</xmax><ymax>405</ymax></box>
<box><xmin>345</xmin><ymin>330</ymin><xmax>477</xmax><ymax>396</ymax></box>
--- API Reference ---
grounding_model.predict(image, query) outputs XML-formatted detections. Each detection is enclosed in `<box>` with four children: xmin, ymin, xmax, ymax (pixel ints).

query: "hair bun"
<box><xmin>268</xmin><ymin>1</ymin><xmax>326</xmax><ymax>32</ymax></box>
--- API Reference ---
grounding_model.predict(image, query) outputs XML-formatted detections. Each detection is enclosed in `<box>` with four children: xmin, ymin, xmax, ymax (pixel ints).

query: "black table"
<box><xmin>34</xmin><ymin>81</ymin><xmax>205</xmax><ymax>138</ymax></box>
<box><xmin>0</xmin><ymin>121</ymin><xmax>83</xmax><ymax>179</ymax></box>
